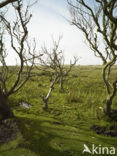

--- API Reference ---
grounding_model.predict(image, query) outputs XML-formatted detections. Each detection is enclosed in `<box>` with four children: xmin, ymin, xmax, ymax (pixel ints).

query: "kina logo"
<box><xmin>82</xmin><ymin>144</ymin><xmax>115</xmax><ymax>155</ymax></box>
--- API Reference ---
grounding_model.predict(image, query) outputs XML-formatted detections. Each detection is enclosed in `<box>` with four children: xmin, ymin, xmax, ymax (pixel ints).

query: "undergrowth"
<box><xmin>0</xmin><ymin>66</ymin><xmax>117</xmax><ymax>156</ymax></box>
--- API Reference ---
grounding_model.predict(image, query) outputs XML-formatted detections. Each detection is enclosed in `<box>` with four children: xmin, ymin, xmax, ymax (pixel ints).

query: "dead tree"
<box><xmin>52</xmin><ymin>38</ymin><xmax>78</xmax><ymax>92</ymax></box>
<box><xmin>38</xmin><ymin>36</ymin><xmax>78</xmax><ymax>110</ymax></box>
<box><xmin>41</xmin><ymin>75</ymin><xmax>58</xmax><ymax>110</ymax></box>
<box><xmin>0</xmin><ymin>0</ymin><xmax>39</xmax><ymax>120</ymax></box>
<box><xmin>41</xmin><ymin>36</ymin><xmax>78</xmax><ymax>92</ymax></box>
<box><xmin>68</xmin><ymin>0</ymin><xmax>117</xmax><ymax>116</ymax></box>
<box><xmin>59</xmin><ymin>57</ymin><xmax>78</xmax><ymax>92</ymax></box>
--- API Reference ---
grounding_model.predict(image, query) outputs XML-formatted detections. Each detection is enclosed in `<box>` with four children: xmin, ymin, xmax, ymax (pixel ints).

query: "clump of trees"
<box><xmin>67</xmin><ymin>0</ymin><xmax>117</xmax><ymax>117</ymax></box>
<box><xmin>2</xmin><ymin>0</ymin><xmax>116</xmax><ymax>121</ymax></box>
<box><xmin>0</xmin><ymin>0</ymin><xmax>77</xmax><ymax>119</ymax></box>
<box><xmin>39</xmin><ymin>36</ymin><xmax>78</xmax><ymax>110</ymax></box>
<box><xmin>0</xmin><ymin>0</ymin><xmax>40</xmax><ymax>120</ymax></box>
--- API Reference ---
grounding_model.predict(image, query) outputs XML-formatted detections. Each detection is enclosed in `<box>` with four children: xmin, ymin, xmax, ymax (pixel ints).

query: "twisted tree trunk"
<box><xmin>42</xmin><ymin>75</ymin><xmax>58</xmax><ymax>110</ymax></box>
<box><xmin>42</xmin><ymin>88</ymin><xmax>52</xmax><ymax>111</ymax></box>
<box><xmin>105</xmin><ymin>80</ymin><xmax>117</xmax><ymax>117</ymax></box>
<box><xmin>0</xmin><ymin>89</ymin><xmax>13</xmax><ymax>120</ymax></box>
<box><xmin>105</xmin><ymin>95</ymin><xmax>113</xmax><ymax>116</ymax></box>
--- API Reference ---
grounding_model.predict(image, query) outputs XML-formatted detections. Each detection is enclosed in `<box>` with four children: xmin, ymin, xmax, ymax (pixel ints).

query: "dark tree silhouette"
<box><xmin>0</xmin><ymin>0</ymin><xmax>18</xmax><ymax>8</ymax></box>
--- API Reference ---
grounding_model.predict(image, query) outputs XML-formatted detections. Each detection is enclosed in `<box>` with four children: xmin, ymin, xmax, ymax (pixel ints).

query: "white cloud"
<box><xmin>28</xmin><ymin>0</ymin><xmax>102</xmax><ymax>65</ymax></box>
<box><xmin>4</xmin><ymin>0</ymin><xmax>102</xmax><ymax>65</ymax></box>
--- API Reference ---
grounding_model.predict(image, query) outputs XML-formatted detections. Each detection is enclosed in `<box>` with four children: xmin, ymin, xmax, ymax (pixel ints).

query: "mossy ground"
<box><xmin>0</xmin><ymin>66</ymin><xmax>117</xmax><ymax>156</ymax></box>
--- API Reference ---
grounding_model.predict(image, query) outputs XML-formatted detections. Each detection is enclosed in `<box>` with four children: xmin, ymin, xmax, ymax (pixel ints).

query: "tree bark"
<box><xmin>42</xmin><ymin>75</ymin><xmax>58</xmax><ymax>110</ymax></box>
<box><xmin>42</xmin><ymin>98</ymin><xmax>48</xmax><ymax>111</ymax></box>
<box><xmin>104</xmin><ymin>80</ymin><xmax>117</xmax><ymax>117</ymax></box>
<box><xmin>105</xmin><ymin>95</ymin><xmax>113</xmax><ymax>117</ymax></box>
<box><xmin>0</xmin><ymin>89</ymin><xmax>14</xmax><ymax>120</ymax></box>
<box><xmin>0</xmin><ymin>0</ymin><xmax>17</xmax><ymax>8</ymax></box>
<box><xmin>42</xmin><ymin>87</ymin><xmax>53</xmax><ymax>111</ymax></box>
<box><xmin>106</xmin><ymin>97</ymin><xmax>111</xmax><ymax>115</ymax></box>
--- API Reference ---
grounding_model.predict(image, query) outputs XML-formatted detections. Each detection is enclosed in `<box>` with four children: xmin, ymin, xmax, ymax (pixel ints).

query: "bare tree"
<box><xmin>68</xmin><ymin>0</ymin><xmax>117</xmax><ymax>117</ymax></box>
<box><xmin>38</xmin><ymin>36</ymin><xmax>78</xmax><ymax>110</ymax></box>
<box><xmin>0</xmin><ymin>0</ymin><xmax>40</xmax><ymax>120</ymax></box>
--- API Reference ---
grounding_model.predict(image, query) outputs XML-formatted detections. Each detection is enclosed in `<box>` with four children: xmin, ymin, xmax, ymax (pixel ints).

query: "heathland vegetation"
<box><xmin>0</xmin><ymin>0</ymin><xmax>117</xmax><ymax>155</ymax></box>
<box><xmin>0</xmin><ymin>65</ymin><xmax>117</xmax><ymax>155</ymax></box>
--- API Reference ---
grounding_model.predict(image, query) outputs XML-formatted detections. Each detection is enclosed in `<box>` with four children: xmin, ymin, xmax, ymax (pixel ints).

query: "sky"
<box><xmin>6</xmin><ymin>0</ymin><xmax>102</xmax><ymax>65</ymax></box>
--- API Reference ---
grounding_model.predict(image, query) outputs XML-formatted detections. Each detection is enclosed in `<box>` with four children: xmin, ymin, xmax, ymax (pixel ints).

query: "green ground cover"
<box><xmin>0</xmin><ymin>66</ymin><xmax>117</xmax><ymax>156</ymax></box>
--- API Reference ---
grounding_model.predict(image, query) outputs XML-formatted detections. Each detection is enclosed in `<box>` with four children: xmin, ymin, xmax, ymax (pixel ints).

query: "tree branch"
<box><xmin>0</xmin><ymin>0</ymin><xmax>17</xmax><ymax>8</ymax></box>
